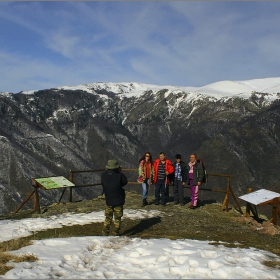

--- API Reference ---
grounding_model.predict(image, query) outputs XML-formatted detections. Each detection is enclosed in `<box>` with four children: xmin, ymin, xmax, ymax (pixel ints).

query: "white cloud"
<box><xmin>46</xmin><ymin>32</ymin><xmax>80</xmax><ymax>59</ymax></box>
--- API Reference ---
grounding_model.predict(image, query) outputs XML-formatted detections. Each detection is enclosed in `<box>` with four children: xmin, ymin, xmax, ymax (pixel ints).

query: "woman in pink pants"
<box><xmin>187</xmin><ymin>154</ymin><xmax>204</xmax><ymax>209</ymax></box>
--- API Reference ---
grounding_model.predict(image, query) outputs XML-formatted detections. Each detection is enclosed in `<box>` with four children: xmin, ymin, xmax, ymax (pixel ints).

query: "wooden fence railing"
<box><xmin>14</xmin><ymin>168</ymin><xmax>243</xmax><ymax>214</ymax></box>
<box><xmin>67</xmin><ymin>169</ymin><xmax>243</xmax><ymax>214</ymax></box>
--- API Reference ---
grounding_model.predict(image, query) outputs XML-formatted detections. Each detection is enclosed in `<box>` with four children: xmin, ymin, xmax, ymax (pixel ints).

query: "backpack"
<box><xmin>196</xmin><ymin>158</ymin><xmax>208</xmax><ymax>183</ymax></box>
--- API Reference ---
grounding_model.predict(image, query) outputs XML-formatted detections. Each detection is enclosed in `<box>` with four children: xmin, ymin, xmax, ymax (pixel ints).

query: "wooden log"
<box><xmin>14</xmin><ymin>190</ymin><xmax>35</xmax><ymax>213</ymax></box>
<box><xmin>70</xmin><ymin>169</ymin><xmax>105</xmax><ymax>173</ymax></box>
<box><xmin>229</xmin><ymin>186</ymin><xmax>243</xmax><ymax>214</ymax></box>
<box><xmin>221</xmin><ymin>177</ymin><xmax>231</xmax><ymax>212</ymax></box>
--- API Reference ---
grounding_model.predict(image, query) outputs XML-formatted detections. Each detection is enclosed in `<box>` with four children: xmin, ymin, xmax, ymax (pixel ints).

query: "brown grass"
<box><xmin>263</xmin><ymin>260</ymin><xmax>280</xmax><ymax>269</ymax></box>
<box><xmin>0</xmin><ymin>239</ymin><xmax>38</xmax><ymax>275</ymax></box>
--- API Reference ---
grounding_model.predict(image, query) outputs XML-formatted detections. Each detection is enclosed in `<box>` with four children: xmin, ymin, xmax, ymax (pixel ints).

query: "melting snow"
<box><xmin>0</xmin><ymin>209</ymin><xmax>279</xmax><ymax>279</ymax></box>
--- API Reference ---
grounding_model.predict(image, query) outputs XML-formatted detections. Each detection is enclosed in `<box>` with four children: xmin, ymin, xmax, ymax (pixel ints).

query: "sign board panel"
<box><xmin>34</xmin><ymin>176</ymin><xmax>75</xmax><ymax>190</ymax></box>
<box><xmin>239</xmin><ymin>189</ymin><xmax>280</xmax><ymax>205</ymax></box>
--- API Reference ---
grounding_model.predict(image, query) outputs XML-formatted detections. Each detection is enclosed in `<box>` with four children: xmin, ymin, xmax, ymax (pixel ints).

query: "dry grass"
<box><xmin>0</xmin><ymin>239</ymin><xmax>38</xmax><ymax>275</ymax></box>
<box><xmin>263</xmin><ymin>260</ymin><xmax>280</xmax><ymax>269</ymax></box>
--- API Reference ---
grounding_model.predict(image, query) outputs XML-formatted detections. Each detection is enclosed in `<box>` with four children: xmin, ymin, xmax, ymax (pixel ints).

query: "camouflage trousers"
<box><xmin>102</xmin><ymin>205</ymin><xmax>123</xmax><ymax>236</ymax></box>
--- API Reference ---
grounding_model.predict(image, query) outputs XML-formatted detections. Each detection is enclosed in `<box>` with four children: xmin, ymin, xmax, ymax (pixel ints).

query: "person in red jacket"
<box><xmin>153</xmin><ymin>152</ymin><xmax>174</xmax><ymax>206</ymax></box>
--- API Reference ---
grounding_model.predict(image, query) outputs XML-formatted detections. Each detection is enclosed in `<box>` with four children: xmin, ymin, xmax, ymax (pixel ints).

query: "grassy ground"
<box><xmin>0</xmin><ymin>191</ymin><xmax>279</xmax><ymax>275</ymax></box>
<box><xmin>0</xmin><ymin>238</ymin><xmax>38</xmax><ymax>275</ymax></box>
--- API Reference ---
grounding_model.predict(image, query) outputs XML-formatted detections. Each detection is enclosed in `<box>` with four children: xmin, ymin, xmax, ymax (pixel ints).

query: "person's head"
<box><xmin>159</xmin><ymin>152</ymin><xmax>165</xmax><ymax>161</ymax></box>
<box><xmin>189</xmin><ymin>154</ymin><xmax>197</xmax><ymax>163</ymax></box>
<box><xmin>106</xmin><ymin>159</ymin><xmax>120</xmax><ymax>171</ymax></box>
<box><xmin>140</xmin><ymin>152</ymin><xmax>152</xmax><ymax>162</ymax></box>
<box><xmin>175</xmin><ymin>154</ymin><xmax>181</xmax><ymax>163</ymax></box>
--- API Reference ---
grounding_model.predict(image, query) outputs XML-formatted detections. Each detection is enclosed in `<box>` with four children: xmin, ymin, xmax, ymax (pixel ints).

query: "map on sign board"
<box><xmin>239</xmin><ymin>189</ymin><xmax>280</xmax><ymax>205</ymax></box>
<box><xmin>34</xmin><ymin>176</ymin><xmax>75</xmax><ymax>190</ymax></box>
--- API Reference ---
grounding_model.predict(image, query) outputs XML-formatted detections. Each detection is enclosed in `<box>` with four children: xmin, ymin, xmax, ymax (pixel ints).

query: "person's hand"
<box><xmin>198</xmin><ymin>182</ymin><xmax>201</xmax><ymax>186</ymax></box>
<box><xmin>182</xmin><ymin>182</ymin><xmax>186</xmax><ymax>186</ymax></box>
<box><xmin>165</xmin><ymin>171</ymin><xmax>169</xmax><ymax>175</ymax></box>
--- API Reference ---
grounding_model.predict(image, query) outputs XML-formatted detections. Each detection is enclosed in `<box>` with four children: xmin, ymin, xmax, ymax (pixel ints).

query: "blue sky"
<box><xmin>1</xmin><ymin>1</ymin><xmax>280</xmax><ymax>93</ymax></box>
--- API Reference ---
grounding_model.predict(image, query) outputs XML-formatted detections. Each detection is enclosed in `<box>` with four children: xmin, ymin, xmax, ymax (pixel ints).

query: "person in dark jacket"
<box><xmin>101</xmin><ymin>159</ymin><xmax>128</xmax><ymax>236</ymax></box>
<box><xmin>171</xmin><ymin>154</ymin><xmax>187</xmax><ymax>206</ymax></box>
<box><xmin>187</xmin><ymin>154</ymin><xmax>204</xmax><ymax>209</ymax></box>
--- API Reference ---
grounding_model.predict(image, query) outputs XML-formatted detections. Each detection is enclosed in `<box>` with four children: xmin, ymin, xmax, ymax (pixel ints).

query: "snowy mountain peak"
<box><xmin>58</xmin><ymin>82</ymin><xmax>193</xmax><ymax>97</ymax></box>
<box><xmin>58</xmin><ymin>77</ymin><xmax>280</xmax><ymax>100</ymax></box>
<box><xmin>4</xmin><ymin>77</ymin><xmax>280</xmax><ymax>101</ymax></box>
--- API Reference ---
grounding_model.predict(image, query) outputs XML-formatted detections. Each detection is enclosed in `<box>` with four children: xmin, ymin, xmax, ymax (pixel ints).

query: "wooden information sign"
<box><xmin>15</xmin><ymin>176</ymin><xmax>76</xmax><ymax>214</ymax></box>
<box><xmin>34</xmin><ymin>176</ymin><xmax>75</xmax><ymax>190</ymax></box>
<box><xmin>239</xmin><ymin>189</ymin><xmax>280</xmax><ymax>224</ymax></box>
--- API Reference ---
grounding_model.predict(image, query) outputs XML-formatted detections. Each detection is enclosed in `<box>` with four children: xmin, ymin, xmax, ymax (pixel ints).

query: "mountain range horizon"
<box><xmin>0</xmin><ymin>75</ymin><xmax>280</xmax><ymax>216</ymax></box>
<box><xmin>2</xmin><ymin>76</ymin><xmax>280</xmax><ymax>101</ymax></box>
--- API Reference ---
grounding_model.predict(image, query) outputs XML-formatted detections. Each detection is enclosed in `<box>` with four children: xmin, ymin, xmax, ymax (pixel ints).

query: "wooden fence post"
<box><xmin>69</xmin><ymin>171</ymin><xmax>73</xmax><ymax>202</ymax></box>
<box><xmin>34</xmin><ymin>187</ymin><xmax>41</xmax><ymax>214</ymax></box>
<box><xmin>246</xmin><ymin>188</ymin><xmax>253</xmax><ymax>217</ymax></box>
<box><xmin>222</xmin><ymin>177</ymin><xmax>230</xmax><ymax>211</ymax></box>
<box><xmin>271</xmin><ymin>197</ymin><xmax>278</xmax><ymax>225</ymax></box>
<box><xmin>14</xmin><ymin>190</ymin><xmax>35</xmax><ymax>214</ymax></box>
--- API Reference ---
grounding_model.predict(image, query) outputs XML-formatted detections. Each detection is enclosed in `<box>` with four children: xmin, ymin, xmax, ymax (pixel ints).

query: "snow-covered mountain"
<box><xmin>0</xmin><ymin>77</ymin><xmax>280</xmax><ymax>215</ymax></box>
<box><xmin>18</xmin><ymin>77</ymin><xmax>280</xmax><ymax>101</ymax></box>
<box><xmin>60</xmin><ymin>77</ymin><xmax>280</xmax><ymax>99</ymax></box>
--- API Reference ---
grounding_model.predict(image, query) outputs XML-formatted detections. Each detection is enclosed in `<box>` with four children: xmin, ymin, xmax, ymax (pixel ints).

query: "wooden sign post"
<box><xmin>15</xmin><ymin>176</ymin><xmax>75</xmax><ymax>214</ymax></box>
<box><xmin>239</xmin><ymin>189</ymin><xmax>280</xmax><ymax>225</ymax></box>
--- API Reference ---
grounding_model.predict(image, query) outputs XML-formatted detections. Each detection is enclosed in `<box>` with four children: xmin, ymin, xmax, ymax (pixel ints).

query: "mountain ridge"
<box><xmin>0</xmin><ymin>77</ymin><xmax>280</xmax><ymax>216</ymax></box>
<box><xmin>2</xmin><ymin>77</ymin><xmax>280</xmax><ymax>102</ymax></box>
<box><xmin>19</xmin><ymin>76</ymin><xmax>280</xmax><ymax>101</ymax></box>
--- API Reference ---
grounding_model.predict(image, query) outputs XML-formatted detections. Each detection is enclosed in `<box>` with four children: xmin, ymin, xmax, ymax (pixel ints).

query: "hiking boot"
<box><xmin>189</xmin><ymin>205</ymin><xmax>196</xmax><ymax>209</ymax></box>
<box><xmin>141</xmin><ymin>199</ymin><xmax>148</xmax><ymax>207</ymax></box>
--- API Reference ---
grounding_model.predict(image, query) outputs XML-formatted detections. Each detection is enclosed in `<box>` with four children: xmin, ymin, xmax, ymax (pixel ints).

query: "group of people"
<box><xmin>138</xmin><ymin>152</ymin><xmax>204</xmax><ymax>208</ymax></box>
<box><xmin>100</xmin><ymin>152</ymin><xmax>205</xmax><ymax>236</ymax></box>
